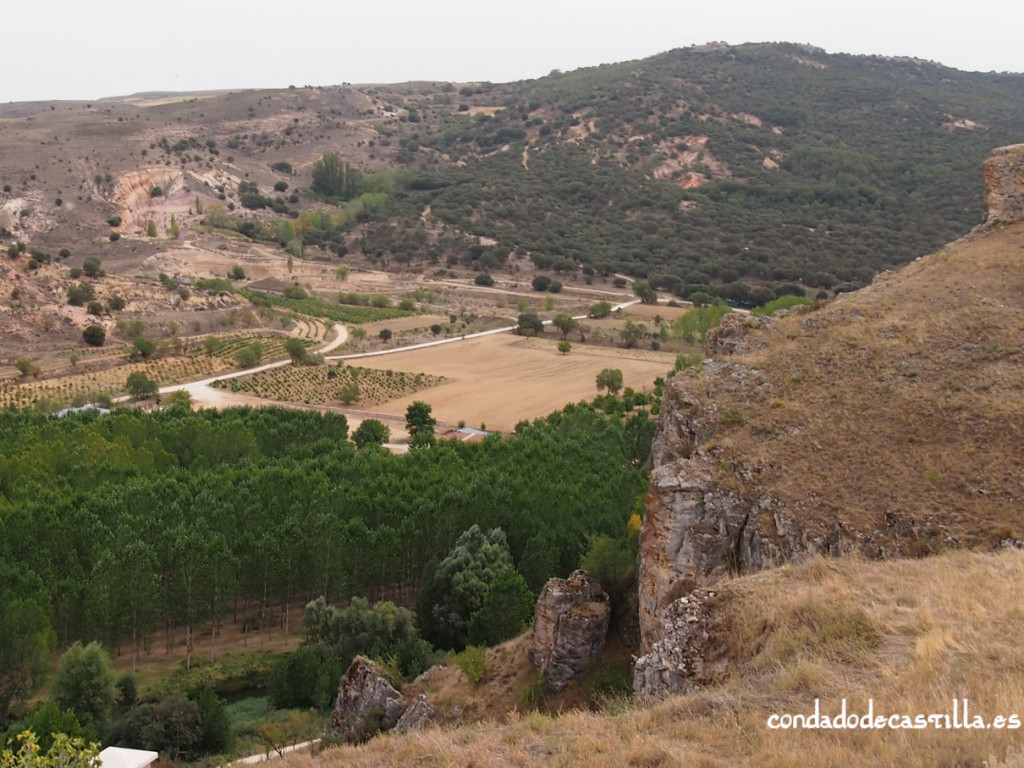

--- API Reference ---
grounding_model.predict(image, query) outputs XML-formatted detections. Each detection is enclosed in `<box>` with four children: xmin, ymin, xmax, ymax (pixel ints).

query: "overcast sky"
<box><xmin>4</xmin><ymin>0</ymin><xmax>1022</xmax><ymax>103</ymax></box>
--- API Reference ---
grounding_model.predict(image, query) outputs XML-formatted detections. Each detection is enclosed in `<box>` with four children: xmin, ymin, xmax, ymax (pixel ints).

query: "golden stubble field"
<box><xmin>347</xmin><ymin>333</ymin><xmax>677</xmax><ymax>432</ymax></box>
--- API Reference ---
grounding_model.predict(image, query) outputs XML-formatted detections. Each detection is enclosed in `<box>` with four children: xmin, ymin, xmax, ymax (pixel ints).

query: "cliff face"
<box><xmin>983</xmin><ymin>144</ymin><xmax>1024</xmax><ymax>225</ymax></box>
<box><xmin>637</xmin><ymin>144</ymin><xmax>1024</xmax><ymax>663</ymax></box>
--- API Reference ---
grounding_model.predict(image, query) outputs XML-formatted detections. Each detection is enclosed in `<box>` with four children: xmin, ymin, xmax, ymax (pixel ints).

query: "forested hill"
<box><xmin>372</xmin><ymin>43</ymin><xmax>1024</xmax><ymax>297</ymax></box>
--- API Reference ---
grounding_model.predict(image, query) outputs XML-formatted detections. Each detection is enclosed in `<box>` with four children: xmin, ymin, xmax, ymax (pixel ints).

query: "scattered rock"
<box><xmin>528</xmin><ymin>570</ymin><xmax>610</xmax><ymax>691</ymax></box>
<box><xmin>394</xmin><ymin>694</ymin><xmax>435</xmax><ymax>734</ymax></box>
<box><xmin>324</xmin><ymin>656</ymin><xmax>407</xmax><ymax>744</ymax></box>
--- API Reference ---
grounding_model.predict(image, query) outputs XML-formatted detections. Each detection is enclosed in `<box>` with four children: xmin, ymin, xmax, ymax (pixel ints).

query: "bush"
<box><xmin>67</xmin><ymin>282</ymin><xmax>95</xmax><ymax>306</ymax></box>
<box><xmin>149</xmin><ymin>186</ymin><xmax>163</xmax><ymax>197</ymax></box>
<box><xmin>531</xmin><ymin>275</ymin><xmax>551</xmax><ymax>292</ymax></box>
<box><xmin>81</xmin><ymin>257</ymin><xmax>102</xmax><ymax>278</ymax></box>
<box><xmin>82</xmin><ymin>325</ymin><xmax>105</xmax><ymax>346</ymax></box>
<box><xmin>109</xmin><ymin>232</ymin><xmax>120</xmax><ymax>242</ymax></box>
<box><xmin>132</xmin><ymin>337</ymin><xmax>156</xmax><ymax>359</ymax></box>
<box><xmin>548</xmin><ymin>280</ymin><xmax>563</xmax><ymax>293</ymax></box>
<box><xmin>273</xmin><ymin>181</ymin><xmax>288</xmax><ymax>193</ymax></box>
<box><xmin>234</xmin><ymin>342</ymin><xmax>263</xmax><ymax>368</ymax></box>
<box><xmin>107</xmin><ymin>216</ymin><xmax>121</xmax><ymax>227</ymax></box>
<box><xmin>282</xmin><ymin>285</ymin><xmax>307</xmax><ymax>300</ymax></box>
<box><xmin>86</xmin><ymin>301</ymin><xmax>104</xmax><ymax>316</ymax></box>
<box><xmin>453</xmin><ymin>646</ymin><xmax>486</xmax><ymax>685</ymax></box>
<box><xmin>474</xmin><ymin>273</ymin><xmax>494</xmax><ymax>287</ymax></box>
<box><xmin>229</xmin><ymin>264</ymin><xmax>246</xmax><ymax>280</ymax></box>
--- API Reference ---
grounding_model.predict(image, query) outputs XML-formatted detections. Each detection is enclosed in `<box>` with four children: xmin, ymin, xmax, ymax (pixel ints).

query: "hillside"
<box><xmin>638</xmin><ymin>147</ymin><xmax>1024</xmax><ymax>653</ymax></box>
<box><xmin>2</xmin><ymin>43</ymin><xmax>1024</xmax><ymax>312</ymax></box>
<box><xmin>279</xmin><ymin>550</ymin><xmax>1024</xmax><ymax>767</ymax></box>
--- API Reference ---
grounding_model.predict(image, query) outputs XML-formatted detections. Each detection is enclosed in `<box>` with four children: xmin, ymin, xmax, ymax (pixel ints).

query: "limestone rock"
<box><xmin>704</xmin><ymin>313</ymin><xmax>771</xmax><ymax>357</ymax></box>
<box><xmin>983</xmin><ymin>144</ymin><xmax>1024</xmax><ymax>225</ymax></box>
<box><xmin>324</xmin><ymin>656</ymin><xmax>406</xmax><ymax>744</ymax></box>
<box><xmin>528</xmin><ymin>570</ymin><xmax>610</xmax><ymax>691</ymax></box>
<box><xmin>394</xmin><ymin>694</ymin><xmax>435</xmax><ymax>734</ymax></box>
<box><xmin>634</xmin><ymin>588</ymin><xmax>717</xmax><ymax>697</ymax></box>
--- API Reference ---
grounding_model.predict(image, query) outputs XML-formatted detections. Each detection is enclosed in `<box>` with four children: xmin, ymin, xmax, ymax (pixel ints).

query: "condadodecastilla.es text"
<box><xmin>767</xmin><ymin>700</ymin><xmax>1021</xmax><ymax>730</ymax></box>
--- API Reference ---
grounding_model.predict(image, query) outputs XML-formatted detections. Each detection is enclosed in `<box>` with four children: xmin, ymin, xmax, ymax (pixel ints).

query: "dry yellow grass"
<box><xmin>280</xmin><ymin>549</ymin><xmax>1024</xmax><ymax>767</ymax></box>
<box><xmin>353</xmin><ymin>333</ymin><xmax>676</xmax><ymax>431</ymax></box>
<box><xmin>671</xmin><ymin>220</ymin><xmax>1024</xmax><ymax>548</ymax></box>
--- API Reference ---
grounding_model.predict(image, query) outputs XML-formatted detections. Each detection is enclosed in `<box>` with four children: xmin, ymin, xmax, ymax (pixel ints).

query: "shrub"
<box><xmin>149</xmin><ymin>185</ymin><xmax>163</xmax><ymax>197</ymax></box>
<box><xmin>273</xmin><ymin>181</ymin><xmax>288</xmax><ymax>193</ymax></box>
<box><xmin>474</xmin><ymin>273</ymin><xmax>494</xmax><ymax>287</ymax></box>
<box><xmin>453</xmin><ymin>646</ymin><xmax>486</xmax><ymax>685</ymax></box>
<box><xmin>548</xmin><ymin>280</ymin><xmax>563</xmax><ymax>293</ymax></box>
<box><xmin>234</xmin><ymin>342</ymin><xmax>263</xmax><ymax>368</ymax></box>
<box><xmin>67</xmin><ymin>282</ymin><xmax>96</xmax><ymax>306</ymax></box>
<box><xmin>109</xmin><ymin>232</ymin><xmax>120</xmax><ymax>242</ymax></box>
<box><xmin>107</xmin><ymin>215</ymin><xmax>121</xmax><ymax>227</ymax></box>
<box><xmin>282</xmin><ymin>285</ymin><xmax>307</xmax><ymax>300</ymax></box>
<box><xmin>531</xmin><ymin>274</ymin><xmax>551</xmax><ymax>292</ymax></box>
<box><xmin>87</xmin><ymin>301</ymin><xmax>104</xmax><ymax>316</ymax></box>
<box><xmin>82</xmin><ymin>325</ymin><xmax>105</xmax><ymax>346</ymax></box>
<box><xmin>132</xmin><ymin>337</ymin><xmax>156</xmax><ymax>359</ymax></box>
<box><xmin>82</xmin><ymin>257</ymin><xmax>102</xmax><ymax>277</ymax></box>
<box><xmin>229</xmin><ymin>264</ymin><xmax>246</xmax><ymax>280</ymax></box>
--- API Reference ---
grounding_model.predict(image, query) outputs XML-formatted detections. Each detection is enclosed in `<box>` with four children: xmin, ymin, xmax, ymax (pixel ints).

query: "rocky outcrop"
<box><xmin>394</xmin><ymin>694</ymin><xmax>435</xmax><ymax>734</ymax></box>
<box><xmin>983</xmin><ymin>144</ymin><xmax>1024</xmax><ymax>225</ymax></box>
<box><xmin>324</xmin><ymin>657</ymin><xmax>407</xmax><ymax>744</ymax></box>
<box><xmin>528</xmin><ymin>570</ymin><xmax>610</xmax><ymax>691</ymax></box>
<box><xmin>634</xmin><ymin>588</ymin><xmax>717</xmax><ymax>697</ymax></box>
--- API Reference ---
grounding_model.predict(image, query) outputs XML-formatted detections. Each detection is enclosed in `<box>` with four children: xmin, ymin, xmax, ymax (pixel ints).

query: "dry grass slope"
<box><xmin>279</xmin><ymin>549</ymin><xmax>1024</xmax><ymax>767</ymax></box>
<box><xmin>674</xmin><ymin>219</ymin><xmax>1024</xmax><ymax>549</ymax></box>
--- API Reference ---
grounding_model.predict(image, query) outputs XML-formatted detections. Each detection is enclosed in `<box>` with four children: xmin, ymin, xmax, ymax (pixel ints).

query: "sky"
<box><xmin>4</xmin><ymin>0</ymin><xmax>1022</xmax><ymax>103</ymax></box>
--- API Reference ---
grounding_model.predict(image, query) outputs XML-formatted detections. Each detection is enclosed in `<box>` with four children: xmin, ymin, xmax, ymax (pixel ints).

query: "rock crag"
<box><xmin>324</xmin><ymin>656</ymin><xmax>409</xmax><ymax>744</ymax></box>
<box><xmin>634</xmin><ymin>588</ymin><xmax>717</xmax><ymax>697</ymax></box>
<box><xmin>982</xmin><ymin>144</ymin><xmax>1024</xmax><ymax>225</ymax></box>
<box><xmin>528</xmin><ymin>570</ymin><xmax>610</xmax><ymax>691</ymax></box>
